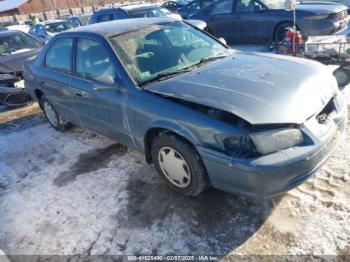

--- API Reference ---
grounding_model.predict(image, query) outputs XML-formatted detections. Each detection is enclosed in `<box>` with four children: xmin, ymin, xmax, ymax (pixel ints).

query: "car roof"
<box><xmin>0</xmin><ymin>30</ymin><xmax>24</xmax><ymax>37</ymax></box>
<box><xmin>120</xmin><ymin>3</ymin><xmax>159</xmax><ymax>10</ymax></box>
<box><xmin>94</xmin><ymin>3</ymin><xmax>159</xmax><ymax>13</ymax></box>
<box><xmin>66</xmin><ymin>17</ymin><xmax>177</xmax><ymax>37</ymax></box>
<box><xmin>37</xmin><ymin>19</ymin><xmax>66</xmax><ymax>25</ymax></box>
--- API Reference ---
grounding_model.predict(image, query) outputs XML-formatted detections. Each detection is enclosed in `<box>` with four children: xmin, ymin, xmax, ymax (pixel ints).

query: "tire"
<box><xmin>41</xmin><ymin>96</ymin><xmax>70</xmax><ymax>131</ymax></box>
<box><xmin>274</xmin><ymin>22</ymin><xmax>293</xmax><ymax>43</ymax></box>
<box><xmin>333</xmin><ymin>67</ymin><xmax>350</xmax><ymax>87</ymax></box>
<box><xmin>151</xmin><ymin>133</ymin><xmax>209</xmax><ymax>196</ymax></box>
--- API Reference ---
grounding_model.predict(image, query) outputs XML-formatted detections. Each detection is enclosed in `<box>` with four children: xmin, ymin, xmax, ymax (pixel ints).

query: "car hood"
<box><xmin>0</xmin><ymin>48</ymin><xmax>40</xmax><ymax>73</ymax></box>
<box><xmin>146</xmin><ymin>52</ymin><xmax>338</xmax><ymax>125</ymax></box>
<box><xmin>296</xmin><ymin>1</ymin><xmax>347</xmax><ymax>14</ymax></box>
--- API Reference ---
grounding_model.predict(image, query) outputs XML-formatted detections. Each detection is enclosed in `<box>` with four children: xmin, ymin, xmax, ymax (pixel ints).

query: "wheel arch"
<box><xmin>143</xmin><ymin>121</ymin><xmax>200</xmax><ymax>164</ymax></box>
<box><xmin>34</xmin><ymin>89</ymin><xmax>44</xmax><ymax>108</ymax></box>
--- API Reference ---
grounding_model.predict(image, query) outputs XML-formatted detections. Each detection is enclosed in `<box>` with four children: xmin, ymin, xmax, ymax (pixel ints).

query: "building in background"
<box><xmin>0</xmin><ymin>0</ymin><xmax>114</xmax><ymax>16</ymax></box>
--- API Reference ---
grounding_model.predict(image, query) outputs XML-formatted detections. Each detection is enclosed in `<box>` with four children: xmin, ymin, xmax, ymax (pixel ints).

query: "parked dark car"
<box><xmin>177</xmin><ymin>0</ymin><xmax>217</xmax><ymax>18</ymax></box>
<box><xmin>0</xmin><ymin>30</ymin><xmax>42</xmax><ymax>106</ymax></box>
<box><xmin>88</xmin><ymin>3</ymin><xmax>182</xmax><ymax>24</ymax></box>
<box><xmin>87</xmin><ymin>3</ymin><xmax>208</xmax><ymax>30</ymax></box>
<box><xmin>29</xmin><ymin>20</ymin><xmax>73</xmax><ymax>43</ymax></box>
<box><xmin>24</xmin><ymin>18</ymin><xmax>347</xmax><ymax>198</ymax></box>
<box><xmin>162</xmin><ymin>0</ymin><xmax>191</xmax><ymax>12</ymax></box>
<box><xmin>190</xmin><ymin>0</ymin><xmax>349</xmax><ymax>43</ymax></box>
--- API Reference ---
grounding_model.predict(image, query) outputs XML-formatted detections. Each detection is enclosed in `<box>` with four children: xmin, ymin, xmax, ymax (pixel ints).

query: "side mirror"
<box><xmin>93</xmin><ymin>76</ymin><xmax>125</xmax><ymax>92</ymax></box>
<box><xmin>218</xmin><ymin>37</ymin><xmax>227</xmax><ymax>45</ymax></box>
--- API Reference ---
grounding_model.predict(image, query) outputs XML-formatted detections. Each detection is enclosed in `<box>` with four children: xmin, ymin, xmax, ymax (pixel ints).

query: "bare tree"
<box><xmin>47</xmin><ymin>0</ymin><xmax>58</xmax><ymax>11</ymax></box>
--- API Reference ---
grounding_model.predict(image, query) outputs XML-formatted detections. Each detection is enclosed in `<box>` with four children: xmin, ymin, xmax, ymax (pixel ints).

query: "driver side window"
<box><xmin>76</xmin><ymin>38</ymin><xmax>116</xmax><ymax>81</ymax></box>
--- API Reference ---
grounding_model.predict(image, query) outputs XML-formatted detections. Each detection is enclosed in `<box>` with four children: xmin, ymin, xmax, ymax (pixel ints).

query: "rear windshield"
<box><xmin>0</xmin><ymin>33</ymin><xmax>41</xmax><ymax>57</ymax></box>
<box><xmin>45</xmin><ymin>22</ymin><xmax>72</xmax><ymax>33</ymax></box>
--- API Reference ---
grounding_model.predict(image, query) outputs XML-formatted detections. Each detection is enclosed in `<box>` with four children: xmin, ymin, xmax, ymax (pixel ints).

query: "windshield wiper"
<box><xmin>195</xmin><ymin>54</ymin><xmax>229</xmax><ymax>66</ymax></box>
<box><xmin>140</xmin><ymin>68</ymin><xmax>192</xmax><ymax>86</ymax></box>
<box><xmin>139</xmin><ymin>54</ymin><xmax>230</xmax><ymax>87</ymax></box>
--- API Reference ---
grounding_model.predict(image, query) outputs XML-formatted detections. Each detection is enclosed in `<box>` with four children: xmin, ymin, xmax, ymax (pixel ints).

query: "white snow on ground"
<box><xmin>0</xmin><ymin>88</ymin><xmax>349</xmax><ymax>256</ymax></box>
<box><xmin>1</xmin><ymin>38</ymin><xmax>350</xmax><ymax>255</ymax></box>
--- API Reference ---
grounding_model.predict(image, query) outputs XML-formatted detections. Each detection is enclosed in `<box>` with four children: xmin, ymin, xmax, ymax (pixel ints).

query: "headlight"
<box><xmin>223</xmin><ymin>136</ymin><xmax>258</xmax><ymax>158</ymax></box>
<box><xmin>304</xmin><ymin>15</ymin><xmax>329</xmax><ymax>20</ymax></box>
<box><xmin>250</xmin><ymin>128</ymin><xmax>303</xmax><ymax>155</ymax></box>
<box><xmin>0</xmin><ymin>73</ymin><xmax>16</xmax><ymax>81</ymax></box>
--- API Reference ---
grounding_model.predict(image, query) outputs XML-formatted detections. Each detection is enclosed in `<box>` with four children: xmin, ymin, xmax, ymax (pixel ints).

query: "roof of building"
<box><xmin>0</xmin><ymin>0</ymin><xmax>29</xmax><ymax>13</ymax></box>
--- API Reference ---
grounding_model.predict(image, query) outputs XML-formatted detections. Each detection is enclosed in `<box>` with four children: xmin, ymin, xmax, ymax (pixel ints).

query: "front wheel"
<box><xmin>41</xmin><ymin>96</ymin><xmax>70</xmax><ymax>131</ymax></box>
<box><xmin>151</xmin><ymin>133</ymin><xmax>209</xmax><ymax>196</ymax></box>
<box><xmin>274</xmin><ymin>22</ymin><xmax>293</xmax><ymax>43</ymax></box>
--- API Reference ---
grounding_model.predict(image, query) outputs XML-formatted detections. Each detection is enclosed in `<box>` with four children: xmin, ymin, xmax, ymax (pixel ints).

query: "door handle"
<box><xmin>74</xmin><ymin>90</ymin><xmax>90</xmax><ymax>98</ymax></box>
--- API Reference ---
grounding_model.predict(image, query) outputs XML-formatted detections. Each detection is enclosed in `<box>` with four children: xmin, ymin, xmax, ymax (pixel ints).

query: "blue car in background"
<box><xmin>24</xmin><ymin>18</ymin><xmax>347</xmax><ymax>198</ymax></box>
<box><xmin>87</xmin><ymin>3</ymin><xmax>182</xmax><ymax>24</ymax></box>
<box><xmin>190</xmin><ymin>0</ymin><xmax>349</xmax><ymax>43</ymax></box>
<box><xmin>87</xmin><ymin>3</ymin><xmax>208</xmax><ymax>31</ymax></box>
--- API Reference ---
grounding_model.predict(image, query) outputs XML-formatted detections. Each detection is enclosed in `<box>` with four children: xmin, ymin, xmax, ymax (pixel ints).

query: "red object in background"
<box><xmin>284</xmin><ymin>27</ymin><xmax>303</xmax><ymax>54</ymax></box>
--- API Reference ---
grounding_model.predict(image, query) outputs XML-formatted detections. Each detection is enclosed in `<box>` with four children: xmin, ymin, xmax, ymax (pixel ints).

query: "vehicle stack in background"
<box><xmin>0</xmin><ymin>30</ymin><xmax>43</xmax><ymax>107</ymax></box>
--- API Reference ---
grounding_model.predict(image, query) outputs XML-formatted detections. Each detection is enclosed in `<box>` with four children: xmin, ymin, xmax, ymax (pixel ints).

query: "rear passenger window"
<box><xmin>99</xmin><ymin>13</ymin><xmax>114</xmax><ymax>22</ymax></box>
<box><xmin>76</xmin><ymin>38</ymin><xmax>116</xmax><ymax>80</ymax></box>
<box><xmin>114</xmin><ymin>10</ymin><xmax>129</xmax><ymax>19</ymax></box>
<box><xmin>187</xmin><ymin>1</ymin><xmax>200</xmax><ymax>11</ymax></box>
<box><xmin>45</xmin><ymin>38</ymin><xmax>73</xmax><ymax>74</ymax></box>
<box><xmin>211</xmin><ymin>0</ymin><xmax>233</xmax><ymax>14</ymax></box>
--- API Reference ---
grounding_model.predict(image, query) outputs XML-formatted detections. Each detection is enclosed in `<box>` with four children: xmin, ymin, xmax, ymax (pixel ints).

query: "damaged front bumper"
<box><xmin>197</xmin><ymin>95</ymin><xmax>348</xmax><ymax>198</ymax></box>
<box><xmin>0</xmin><ymin>73</ymin><xmax>32</xmax><ymax>107</ymax></box>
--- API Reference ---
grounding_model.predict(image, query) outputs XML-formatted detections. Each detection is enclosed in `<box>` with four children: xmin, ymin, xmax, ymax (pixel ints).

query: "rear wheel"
<box><xmin>41</xmin><ymin>96</ymin><xmax>70</xmax><ymax>131</ymax></box>
<box><xmin>151</xmin><ymin>133</ymin><xmax>209</xmax><ymax>196</ymax></box>
<box><xmin>333</xmin><ymin>66</ymin><xmax>350</xmax><ymax>87</ymax></box>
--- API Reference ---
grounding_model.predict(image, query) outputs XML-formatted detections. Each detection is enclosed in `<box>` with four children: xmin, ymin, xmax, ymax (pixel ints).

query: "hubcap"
<box><xmin>43</xmin><ymin>101</ymin><xmax>58</xmax><ymax>127</ymax></box>
<box><xmin>158</xmin><ymin>147</ymin><xmax>191</xmax><ymax>188</ymax></box>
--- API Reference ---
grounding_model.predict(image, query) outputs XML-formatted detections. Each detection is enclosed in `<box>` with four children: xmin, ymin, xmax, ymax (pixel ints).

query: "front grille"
<box><xmin>329</xmin><ymin>10</ymin><xmax>348</xmax><ymax>22</ymax></box>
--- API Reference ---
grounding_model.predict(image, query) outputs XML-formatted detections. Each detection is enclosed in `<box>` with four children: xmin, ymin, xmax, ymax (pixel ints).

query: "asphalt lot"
<box><xmin>0</xmin><ymin>58</ymin><xmax>350</xmax><ymax>256</ymax></box>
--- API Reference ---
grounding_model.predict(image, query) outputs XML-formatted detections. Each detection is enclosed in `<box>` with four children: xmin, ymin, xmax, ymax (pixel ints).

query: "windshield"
<box><xmin>109</xmin><ymin>21</ymin><xmax>231</xmax><ymax>85</ymax></box>
<box><xmin>128</xmin><ymin>7</ymin><xmax>173</xmax><ymax>18</ymax></box>
<box><xmin>0</xmin><ymin>33</ymin><xmax>41</xmax><ymax>57</ymax></box>
<box><xmin>45</xmin><ymin>21</ymin><xmax>72</xmax><ymax>33</ymax></box>
<box><xmin>259</xmin><ymin>0</ymin><xmax>284</xmax><ymax>9</ymax></box>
